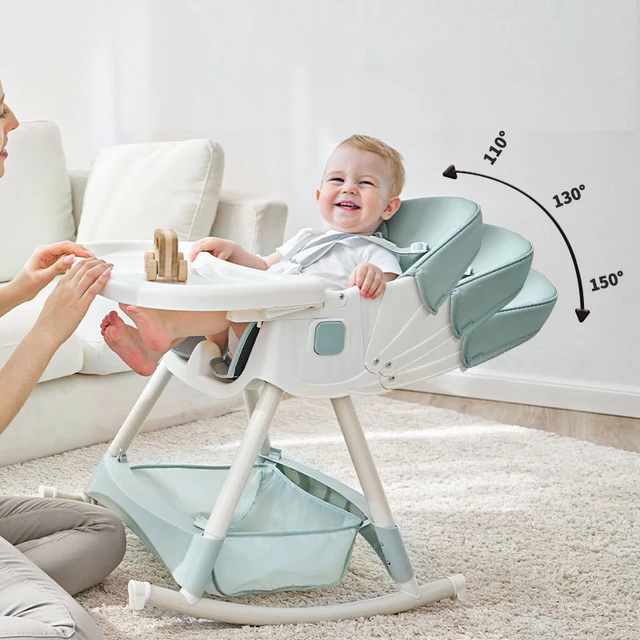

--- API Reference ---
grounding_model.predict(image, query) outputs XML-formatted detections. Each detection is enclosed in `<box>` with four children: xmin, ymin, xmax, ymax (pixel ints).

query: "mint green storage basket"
<box><xmin>127</xmin><ymin>463</ymin><xmax>363</xmax><ymax>597</ymax></box>
<box><xmin>209</xmin><ymin>464</ymin><xmax>362</xmax><ymax>596</ymax></box>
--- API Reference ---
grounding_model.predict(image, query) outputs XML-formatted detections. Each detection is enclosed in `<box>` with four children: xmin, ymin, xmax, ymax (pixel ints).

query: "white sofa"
<box><xmin>0</xmin><ymin>122</ymin><xmax>287</xmax><ymax>467</ymax></box>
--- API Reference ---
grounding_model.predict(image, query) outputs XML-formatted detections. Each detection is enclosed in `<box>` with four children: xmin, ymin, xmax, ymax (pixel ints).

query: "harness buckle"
<box><xmin>410</xmin><ymin>241</ymin><xmax>428</xmax><ymax>254</ymax></box>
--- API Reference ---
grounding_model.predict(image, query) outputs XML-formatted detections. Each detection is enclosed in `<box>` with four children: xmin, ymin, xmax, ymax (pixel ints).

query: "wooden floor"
<box><xmin>386</xmin><ymin>390</ymin><xmax>640</xmax><ymax>453</ymax></box>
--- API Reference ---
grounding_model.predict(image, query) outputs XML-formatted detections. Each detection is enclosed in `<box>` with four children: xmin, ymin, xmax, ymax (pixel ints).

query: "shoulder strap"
<box><xmin>281</xmin><ymin>231</ymin><xmax>429</xmax><ymax>270</ymax></box>
<box><xmin>288</xmin><ymin>232</ymin><xmax>353</xmax><ymax>267</ymax></box>
<box><xmin>279</xmin><ymin>230</ymin><xmax>321</xmax><ymax>263</ymax></box>
<box><xmin>370</xmin><ymin>232</ymin><xmax>429</xmax><ymax>256</ymax></box>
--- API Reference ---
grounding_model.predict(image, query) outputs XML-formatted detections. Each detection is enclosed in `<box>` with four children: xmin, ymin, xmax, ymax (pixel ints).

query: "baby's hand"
<box><xmin>349</xmin><ymin>263</ymin><xmax>387</xmax><ymax>299</ymax></box>
<box><xmin>189</xmin><ymin>237</ymin><xmax>237</xmax><ymax>262</ymax></box>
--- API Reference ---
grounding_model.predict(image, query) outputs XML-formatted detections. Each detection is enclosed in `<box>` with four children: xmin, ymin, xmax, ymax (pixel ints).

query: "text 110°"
<box><xmin>484</xmin><ymin>131</ymin><xmax>507</xmax><ymax>165</ymax></box>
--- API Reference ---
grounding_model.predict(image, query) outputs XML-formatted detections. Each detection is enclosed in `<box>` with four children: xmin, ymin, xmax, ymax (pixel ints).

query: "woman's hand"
<box><xmin>188</xmin><ymin>237</ymin><xmax>238</xmax><ymax>262</ymax></box>
<box><xmin>35</xmin><ymin>258</ymin><xmax>112</xmax><ymax>348</ymax></box>
<box><xmin>13</xmin><ymin>241</ymin><xmax>96</xmax><ymax>303</ymax></box>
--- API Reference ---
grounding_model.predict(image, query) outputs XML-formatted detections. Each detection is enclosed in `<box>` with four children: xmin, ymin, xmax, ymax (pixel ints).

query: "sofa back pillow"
<box><xmin>0</xmin><ymin>121</ymin><xmax>75</xmax><ymax>282</ymax></box>
<box><xmin>76</xmin><ymin>139</ymin><xmax>224</xmax><ymax>243</ymax></box>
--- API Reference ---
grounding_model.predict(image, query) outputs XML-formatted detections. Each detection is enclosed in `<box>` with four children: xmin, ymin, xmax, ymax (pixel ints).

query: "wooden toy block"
<box><xmin>144</xmin><ymin>229</ymin><xmax>188</xmax><ymax>282</ymax></box>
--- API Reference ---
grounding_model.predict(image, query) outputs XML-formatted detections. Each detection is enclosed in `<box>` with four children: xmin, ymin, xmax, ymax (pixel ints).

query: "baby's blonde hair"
<box><xmin>338</xmin><ymin>134</ymin><xmax>405</xmax><ymax>197</ymax></box>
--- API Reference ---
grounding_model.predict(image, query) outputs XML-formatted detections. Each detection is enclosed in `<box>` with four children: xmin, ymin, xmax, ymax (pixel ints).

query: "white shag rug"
<box><xmin>3</xmin><ymin>395</ymin><xmax>638</xmax><ymax>640</ymax></box>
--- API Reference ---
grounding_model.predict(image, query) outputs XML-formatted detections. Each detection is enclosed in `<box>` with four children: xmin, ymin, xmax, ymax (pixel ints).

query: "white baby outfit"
<box><xmin>269</xmin><ymin>228</ymin><xmax>402</xmax><ymax>290</ymax></box>
<box><xmin>225</xmin><ymin>229</ymin><xmax>403</xmax><ymax>359</ymax></box>
<box><xmin>224</xmin><ymin>229</ymin><xmax>403</xmax><ymax>359</ymax></box>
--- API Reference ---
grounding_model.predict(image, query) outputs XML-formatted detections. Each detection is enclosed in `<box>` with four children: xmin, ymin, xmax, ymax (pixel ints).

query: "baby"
<box><xmin>102</xmin><ymin>134</ymin><xmax>405</xmax><ymax>375</ymax></box>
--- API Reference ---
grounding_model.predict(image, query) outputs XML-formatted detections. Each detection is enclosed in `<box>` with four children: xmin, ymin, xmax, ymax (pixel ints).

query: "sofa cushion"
<box><xmin>76</xmin><ymin>139</ymin><xmax>224</xmax><ymax>243</ymax></box>
<box><xmin>0</xmin><ymin>121</ymin><xmax>76</xmax><ymax>282</ymax></box>
<box><xmin>0</xmin><ymin>289</ymin><xmax>83</xmax><ymax>382</ymax></box>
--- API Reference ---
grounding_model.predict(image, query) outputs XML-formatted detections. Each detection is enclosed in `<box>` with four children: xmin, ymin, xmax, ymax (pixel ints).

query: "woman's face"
<box><xmin>0</xmin><ymin>81</ymin><xmax>20</xmax><ymax>179</ymax></box>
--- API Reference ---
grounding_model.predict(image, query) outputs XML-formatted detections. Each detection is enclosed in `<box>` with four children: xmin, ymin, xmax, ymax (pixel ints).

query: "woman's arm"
<box><xmin>0</xmin><ymin>279</ymin><xmax>30</xmax><ymax>317</ymax></box>
<box><xmin>0</xmin><ymin>327</ymin><xmax>60</xmax><ymax>433</ymax></box>
<box><xmin>0</xmin><ymin>258</ymin><xmax>111</xmax><ymax>436</ymax></box>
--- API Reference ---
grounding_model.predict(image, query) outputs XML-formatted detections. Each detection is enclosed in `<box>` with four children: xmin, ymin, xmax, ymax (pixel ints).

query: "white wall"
<box><xmin>4</xmin><ymin>0</ymin><xmax>638</xmax><ymax>415</ymax></box>
<box><xmin>2</xmin><ymin>1</ymin><xmax>113</xmax><ymax>167</ymax></box>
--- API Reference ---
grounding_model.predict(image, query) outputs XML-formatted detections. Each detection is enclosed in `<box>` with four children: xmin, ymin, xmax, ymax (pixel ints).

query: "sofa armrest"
<box><xmin>69</xmin><ymin>170</ymin><xmax>89</xmax><ymax>235</ymax></box>
<box><xmin>210</xmin><ymin>190</ymin><xmax>288</xmax><ymax>255</ymax></box>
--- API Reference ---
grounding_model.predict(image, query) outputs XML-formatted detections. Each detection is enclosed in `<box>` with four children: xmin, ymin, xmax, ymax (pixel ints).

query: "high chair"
<box><xmin>46</xmin><ymin>196</ymin><xmax>557</xmax><ymax>624</ymax></box>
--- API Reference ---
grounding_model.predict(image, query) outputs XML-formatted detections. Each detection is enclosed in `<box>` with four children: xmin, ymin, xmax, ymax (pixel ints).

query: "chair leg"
<box><xmin>107</xmin><ymin>360</ymin><xmax>173</xmax><ymax>457</ymax></box>
<box><xmin>125</xmin><ymin>388</ymin><xmax>468</xmax><ymax>619</ymax></box>
<box><xmin>201</xmin><ymin>382</ymin><xmax>283</xmax><ymax>539</ymax></box>
<box><xmin>242</xmin><ymin>387</ymin><xmax>272</xmax><ymax>456</ymax></box>
<box><xmin>331</xmin><ymin>396</ymin><xmax>420</xmax><ymax>597</ymax></box>
<box><xmin>171</xmin><ymin>382</ymin><xmax>284</xmax><ymax>600</ymax></box>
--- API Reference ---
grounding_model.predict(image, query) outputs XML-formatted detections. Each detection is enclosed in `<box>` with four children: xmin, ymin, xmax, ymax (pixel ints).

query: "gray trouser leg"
<box><xmin>0</xmin><ymin>536</ymin><xmax>102</xmax><ymax>639</ymax></box>
<box><xmin>0</xmin><ymin>496</ymin><xmax>126</xmax><ymax>595</ymax></box>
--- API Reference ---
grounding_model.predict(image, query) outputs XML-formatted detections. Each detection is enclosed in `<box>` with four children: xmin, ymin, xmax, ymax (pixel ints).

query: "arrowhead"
<box><xmin>575</xmin><ymin>308</ymin><xmax>590</xmax><ymax>322</ymax></box>
<box><xmin>443</xmin><ymin>164</ymin><xmax>458</xmax><ymax>179</ymax></box>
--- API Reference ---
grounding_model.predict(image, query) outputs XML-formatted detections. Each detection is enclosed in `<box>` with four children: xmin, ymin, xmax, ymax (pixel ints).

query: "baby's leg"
<box><xmin>206</xmin><ymin>329</ymin><xmax>230</xmax><ymax>355</ymax></box>
<box><xmin>119</xmin><ymin>305</ymin><xmax>231</xmax><ymax>353</ymax></box>
<box><xmin>230</xmin><ymin>321</ymin><xmax>250</xmax><ymax>341</ymax></box>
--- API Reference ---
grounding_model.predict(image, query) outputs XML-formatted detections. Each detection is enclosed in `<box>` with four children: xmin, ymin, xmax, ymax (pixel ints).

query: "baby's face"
<box><xmin>316</xmin><ymin>146</ymin><xmax>400</xmax><ymax>236</ymax></box>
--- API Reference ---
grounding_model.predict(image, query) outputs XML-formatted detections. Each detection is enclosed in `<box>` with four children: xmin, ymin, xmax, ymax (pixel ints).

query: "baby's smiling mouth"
<box><xmin>336</xmin><ymin>201</ymin><xmax>360</xmax><ymax>210</ymax></box>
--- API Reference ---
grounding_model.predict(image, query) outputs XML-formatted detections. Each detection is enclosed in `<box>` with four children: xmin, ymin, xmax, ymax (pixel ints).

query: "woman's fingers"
<box><xmin>48</xmin><ymin>241</ymin><xmax>94</xmax><ymax>258</ymax></box>
<box><xmin>34</xmin><ymin>241</ymin><xmax>94</xmax><ymax>266</ymax></box>
<box><xmin>81</xmin><ymin>267</ymin><xmax>112</xmax><ymax>303</ymax></box>
<box><xmin>37</xmin><ymin>259</ymin><xmax>111</xmax><ymax>346</ymax></box>
<box><xmin>63</xmin><ymin>255</ymin><xmax>93</xmax><ymax>279</ymax></box>
<box><xmin>72</xmin><ymin>260</ymin><xmax>112</xmax><ymax>297</ymax></box>
<box><xmin>45</xmin><ymin>253</ymin><xmax>77</xmax><ymax>278</ymax></box>
<box><xmin>62</xmin><ymin>259</ymin><xmax>112</xmax><ymax>302</ymax></box>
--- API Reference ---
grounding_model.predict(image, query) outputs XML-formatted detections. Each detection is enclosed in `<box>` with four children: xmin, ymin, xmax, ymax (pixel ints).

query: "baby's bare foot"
<box><xmin>102</xmin><ymin>311</ymin><xmax>163</xmax><ymax>376</ymax></box>
<box><xmin>119</xmin><ymin>304</ymin><xmax>175</xmax><ymax>353</ymax></box>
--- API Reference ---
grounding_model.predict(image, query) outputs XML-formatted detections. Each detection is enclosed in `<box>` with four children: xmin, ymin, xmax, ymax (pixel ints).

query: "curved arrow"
<box><xmin>443</xmin><ymin>164</ymin><xmax>590</xmax><ymax>323</ymax></box>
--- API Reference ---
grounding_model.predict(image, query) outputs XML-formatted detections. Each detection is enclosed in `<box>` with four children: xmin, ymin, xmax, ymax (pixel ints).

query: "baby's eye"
<box><xmin>359</xmin><ymin>180</ymin><xmax>374</xmax><ymax>186</ymax></box>
<box><xmin>0</xmin><ymin>108</ymin><xmax>9</xmax><ymax>119</ymax></box>
<box><xmin>328</xmin><ymin>177</ymin><xmax>344</xmax><ymax>183</ymax></box>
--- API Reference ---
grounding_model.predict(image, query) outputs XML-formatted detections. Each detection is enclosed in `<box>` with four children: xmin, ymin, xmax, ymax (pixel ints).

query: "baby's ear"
<box><xmin>382</xmin><ymin>197</ymin><xmax>401</xmax><ymax>220</ymax></box>
<box><xmin>316</xmin><ymin>189</ymin><xmax>321</xmax><ymax>201</ymax></box>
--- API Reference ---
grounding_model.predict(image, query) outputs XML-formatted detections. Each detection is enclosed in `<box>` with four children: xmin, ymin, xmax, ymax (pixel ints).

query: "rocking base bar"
<box><xmin>129</xmin><ymin>574</ymin><xmax>467</xmax><ymax>625</ymax></box>
<box><xmin>38</xmin><ymin>486</ymin><xmax>94</xmax><ymax>503</ymax></box>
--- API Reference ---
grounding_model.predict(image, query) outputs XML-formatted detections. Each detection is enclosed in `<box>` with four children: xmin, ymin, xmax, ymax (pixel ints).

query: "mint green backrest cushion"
<box><xmin>379</xmin><ymin>197</ymin><xmax>483</xmax><ymax>314</ymax></box>
<box><xmin>450</xmin><ymin>225</ymin><xmax>533</xmax><ymax>338</ymax></box>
